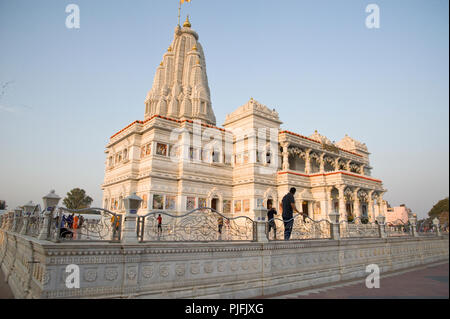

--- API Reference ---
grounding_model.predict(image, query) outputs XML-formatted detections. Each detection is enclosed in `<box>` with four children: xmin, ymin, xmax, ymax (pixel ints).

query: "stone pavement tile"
<box><xmin>298</xmin><ymin>263</ymin><xmax>449</xmax><ymax>299</ymax></box>
<box><xmin>0</xmin><ymin>269</ymin><xmax>14</xmax><ymax>299</ymax></box>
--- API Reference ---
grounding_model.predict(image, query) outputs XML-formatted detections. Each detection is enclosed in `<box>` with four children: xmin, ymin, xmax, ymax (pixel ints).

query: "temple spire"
<box><xmin>145</xmin><ymin>18</ymin><xmax>216</xmax><ymax>125</ymax></box>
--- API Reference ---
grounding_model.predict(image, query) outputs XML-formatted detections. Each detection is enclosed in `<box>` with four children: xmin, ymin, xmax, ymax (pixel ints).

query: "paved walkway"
<box><xmin>0</xmin><ymin>269</ymin><xmax>14</xmax><ymax>299</ymax></box>
<box><xmin>262</xmin><ymin>262</ymin><xmax>449</xmax><ymax>299</ymax></box>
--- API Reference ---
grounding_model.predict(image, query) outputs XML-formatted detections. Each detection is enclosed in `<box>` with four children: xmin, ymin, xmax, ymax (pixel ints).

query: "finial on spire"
<box><xmin>168</xmin><ymin>46</ymin><xmax>173</xmax><ymax>52</ymax></box>
<box><xmin>183</xmin><ymin>15</ymin><xmax>191</xmax><ymax>28</ymax></box>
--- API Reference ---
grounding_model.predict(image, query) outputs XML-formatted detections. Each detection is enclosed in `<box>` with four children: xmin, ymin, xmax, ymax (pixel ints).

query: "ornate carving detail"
<box><xmin>204</xmin><ymin>262</ymin><xmax>214</xmax><ymax>274</ymax></box>
<box><xmin>159</xmin><ymin>265</ymin><xmax>169</xmax><ymax>278</ymax></box>
<box><xmin>104</xmin><ymin>268</ymin><xmax>118</xmax><ymax>281</ymax></box>
<box><xmin>84</xmin><ymin>269</ymin><xmax>97</xmax><ymax>282</ymax></box>
<box><xmin>175</xmin><ymin>264</ymin><xmax>186</xmax><ymax>277</ymax></box>
<box><xmin>126</xmin><ymin>267</ymin><xmax>137</xmax><ymax>281</ymax></box>
<box><xmin>42</xmin><ymin>271</ymin><xmax>50</xmax><ymax>286</ymax></box>
<box><xmin>217</xmin><ymin>262</ymin><xmax>225</xmax><ymax>272</ymax></box>
<box><xmin>142</xmin><ymin>265</ymin><xmax>154</xmax><ymax>279</ymax></box>
<box><xmin>190</xmin><ymin>263</ymin><xmax>200</xmax><ymax>275</ymax></box>
<box><xmin>240</xmin><ymin>260</ymin><xmax>249</xmax><ymax>271</ymax></box>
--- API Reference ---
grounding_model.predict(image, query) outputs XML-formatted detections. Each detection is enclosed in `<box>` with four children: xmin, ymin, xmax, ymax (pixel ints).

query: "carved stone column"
<box><xmin>360</xmin><ymin>164</ymin><xmax>365</xmax><ymax>176</ymax></box>
<box><xmin>326</xmin><ymin>187</ymin><xmax>333</xmax><ymax>216</ymax></box>
<box><xmin>337</xmin><ymin>185</ymin><xmax>346</xmax><ymax>221</ymax></box>
<box><xmin>305</xmin><ymin>149</ymin><xmax>312</xmax><ymax>174</ymax></box>
<box><xmin>345</xmin><ymin>160</ymin><xmax>352</xmax><ymax>171</ymax></box>
<box><xmin>367</xmin><ymin>190</ymin><xmax>375</xmax><ymax>222</ymax></box>
<box><xmin>307</xmin><ymin>201</ymin><xmax>313</xmax><ymax>219</ymax></box>
<box><xmin>281</xmin><ymin>142</ymin><xmax>290</xmax><ymax>171</ymax></box>
<box><xmin>377</xmin><ymin>192</ymin><xmax>386</xmax><ymax>218</ymax></box>
<box><xmin>353</xmin><ymin>188</ymin><xmax>361</xmax><ymax>219</ymax></box>
<box><xmin>319</xmin><ymin>153</ymin><xmax>325</xmax><ymax>173</ymax></box>
<box><xmin>334</xmin><ymin>157</ymin><xmax>341</xmax><ymax>171</ymax></box>
<box><xmin>254</xmin><ymin>208</ymin><xmax>269</xmax><ymax>243</ymax></box>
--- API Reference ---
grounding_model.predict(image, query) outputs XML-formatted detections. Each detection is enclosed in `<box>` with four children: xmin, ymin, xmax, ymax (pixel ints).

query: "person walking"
<box><xmin>281</xmin><ymin>188</ymin><xmax>301</xmax><ymax>241</ymax></box>
<box><xmin>267</xmin><ymin>201</ymin><xmax>277</xmax><ymax>240</ymax></box>
<box><xmin>73</xmin><ymin>215</ymin><xmax>79</xmax><ymax>239</ymax></box>
<box><xmin>157</xmin><ymin>214</ymin><xmax>163</xmax><ymax>235</ymax></box>
<box><xmin>217</xmin><ymin>216</ymin><xmax>224</xmax><ymax>239</ymax></box>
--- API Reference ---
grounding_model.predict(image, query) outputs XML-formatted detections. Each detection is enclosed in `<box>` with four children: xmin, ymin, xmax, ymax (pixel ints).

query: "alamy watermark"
<box><xmin>65</xmin><ymin>264</ymin><xmax>80</xmax><ymax>289</ymax></box>
<box><xmin>365</xmin><ymin>264</ymin><xmax>380</xmax><ymax>288</ymax></box>
<box><xmin>366</xmin><ymin>4</ymin><xmax>380</xmax><ymax>29</ymax></box>
<box><xmin>65</xmin><ymin>4</ymin><xmax>80</xmax><ymax>29</ymax></box>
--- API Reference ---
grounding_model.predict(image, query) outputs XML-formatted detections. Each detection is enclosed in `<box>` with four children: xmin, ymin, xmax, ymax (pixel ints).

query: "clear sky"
<box><xmin>0</xmin><ymin>0</ymin><xmax>448</xmax><ymax>219</ymax></box>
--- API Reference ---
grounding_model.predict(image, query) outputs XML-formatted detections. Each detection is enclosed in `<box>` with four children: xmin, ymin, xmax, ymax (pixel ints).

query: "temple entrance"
<box><xmin>302</xmin><ymin>201</ymin><xmax>308</xmax><ymax>216</ymax></box>
<box><xmin>346</xmin><ymin>203</ymin><xmax>354</xmax><ymax>221</ymax></box>
<box><xmin>211</xmin><ymin>197</ymin><xmax>219</xmax><ymax>211</ymax></box>
<box><xmin>361</xmin><ymin>204</ymin><xmax>368</xmax><ymax>217</ymax></box>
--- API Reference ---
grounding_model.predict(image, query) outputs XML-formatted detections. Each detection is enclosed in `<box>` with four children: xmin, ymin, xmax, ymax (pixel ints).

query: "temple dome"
<box><xmin>224</xmin><ymin>98</ymin><xmax>281</xmax><ymax>126</ymax></box>
<box><xmin>336</xmin><ymin>134</ymin><xmax>369</xmax><ymax>154</ymax></box>
<box><xmin>144</xmin><ymin>20</ymin><xmax>216</xmax><ymax>125</ymax></box>
<box><xmin>309</xmin><ymin>130</ymin><xmax>333</xmax><ymax>145</ymax></box>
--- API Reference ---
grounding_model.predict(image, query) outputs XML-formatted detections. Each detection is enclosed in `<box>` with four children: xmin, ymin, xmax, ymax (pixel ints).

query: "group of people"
<box><xmin>267</xmin><ymin>187</ymin><xmax>307</xmax><ymax>241</ymax></box>
<box><xmin>56</xmin><ymin>213</ymin><xmax>85</xmax><ymax>238</ymax></box>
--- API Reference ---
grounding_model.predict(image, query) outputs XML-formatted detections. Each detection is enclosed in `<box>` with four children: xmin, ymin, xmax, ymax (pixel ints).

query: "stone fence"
<box><xmin>0</xmin><ymin>228</ymin><xmax>448</xmax><ymax>299</ymax></box>
<box><xmin>1</xmin><ymin>191</ymin><xmax>448</xmax><ymax>298</ymax></box>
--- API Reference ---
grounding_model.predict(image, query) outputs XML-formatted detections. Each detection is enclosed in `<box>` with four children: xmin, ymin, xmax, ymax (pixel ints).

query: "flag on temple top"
<box><xmin>180</xmin><ymin>0</ymin><xmax>191</xmax><ymax>4</ymax></box>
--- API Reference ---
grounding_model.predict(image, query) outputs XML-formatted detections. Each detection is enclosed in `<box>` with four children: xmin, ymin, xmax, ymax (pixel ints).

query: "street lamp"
<box><xmin>38</xmin><ymin>190</ymin><xmax>61</xmax><ymax>241</ymax></box>
<box><xmin>122</xmin><ymin>193</ymin><xmax>142</xmax><ymax>244</ymax></box>
<box><xmin>23</xmin><ymin>201</ymin><xmax>37</xmax><ymax>216</ymax></box>
<box><xmin>123</xmin><ymin>193</ymin><xmax>143</xmax><ymax>215</ymax></box>
<box><xmin>43</xmin><ymin>190</ymin><xmax>61</xmax><ymax>212</ymax></box>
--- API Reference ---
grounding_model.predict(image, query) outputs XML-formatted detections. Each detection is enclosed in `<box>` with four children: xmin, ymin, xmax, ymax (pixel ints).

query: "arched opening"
<box><xmin>324</xmin><ymin>157</ymin><xmax>335</xmax><ymax>172</ymax></box>
<box><xmin>310</xmin><ymin>153</ymin><xmax>320</xmax><ymax>173</ymax></box>
<box><xmin>266</xmin><ymin>198</ymin><xmax>273</xmax><ymax>209</ymax></box>
<box><xmin>211</xmin><ymin>197</ymin><xmax>219</xmax><ymax>211</ymax></box>
<box><xmin>302</xmin><ymin>201</ymin><xmax>309</xmax><ymax>217</ymax></box>
<box><xmin>331</xmin><ymin>188</ymin><xmax>339</xmax><ymax>213</ymax></box>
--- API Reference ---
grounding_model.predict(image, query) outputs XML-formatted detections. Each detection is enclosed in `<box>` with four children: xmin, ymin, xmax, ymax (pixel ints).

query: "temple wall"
<box><xmin>0</xmin><ymin>229</ymin><xmax>448</xmax><ymax>299</ymax></box>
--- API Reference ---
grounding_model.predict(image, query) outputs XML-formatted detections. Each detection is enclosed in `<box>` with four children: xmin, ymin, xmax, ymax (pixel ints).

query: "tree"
<box><xmin>428</xmin><ymin>197</ymin><xmax>449</xmax><ymax>219</ymax></box>
<box><xmin>63</xmin><ymin>188</ymin><xmax>93</xmax><ymax>210</ymax></box>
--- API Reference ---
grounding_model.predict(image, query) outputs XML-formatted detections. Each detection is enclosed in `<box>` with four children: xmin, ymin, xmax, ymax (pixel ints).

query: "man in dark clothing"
<box><xmin>267</xmin><ymin>202</ymin><xmax>277</xmax><ymax>240</ymax></box>
<box><xmin>281</xmin><ymin>188</ymin><xmax>300</xmax><ymax>240</ymax></box>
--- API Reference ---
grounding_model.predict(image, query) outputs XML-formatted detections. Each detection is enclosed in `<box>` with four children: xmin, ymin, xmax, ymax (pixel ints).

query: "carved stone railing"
<box><xmin>416</xmin><ymin>220</ymin><xmax>439</xmax><ymax>237</ymax></box>
<box><xmin>267</xmin><ymin>214</ymin><xmax>331</xmax><ymax>241</ymax></box>
<box><xmin>51</xmin><ymin>207</ymin><xmax>122</xmax><ymax>242</ymax></box>
<box><xmin>385</xmin><ymin>220</ymin><xmax>412</xmax><ymax>237</ymax></box>
<box><xmin>137</xmin><ymin>208</ymin><xmax>256</xmax><ymax>242</ymax></box>
<box><xmin>339</xmin><ymin>217</ymin><xmax>380</xmax><ymax>238</ymax></box>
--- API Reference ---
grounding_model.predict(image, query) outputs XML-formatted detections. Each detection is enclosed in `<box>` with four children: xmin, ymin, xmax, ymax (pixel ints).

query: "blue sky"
<box><xmin>0</xmin><ymin>0</ymin><xmax>448</xmax><ymax>219</ymax></box>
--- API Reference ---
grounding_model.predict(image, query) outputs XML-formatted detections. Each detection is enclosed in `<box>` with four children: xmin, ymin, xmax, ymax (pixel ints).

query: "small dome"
<box><xmin>183</xmin><ymin>16</ymin><xmax>191</xmax><ymax>28</ymax></box>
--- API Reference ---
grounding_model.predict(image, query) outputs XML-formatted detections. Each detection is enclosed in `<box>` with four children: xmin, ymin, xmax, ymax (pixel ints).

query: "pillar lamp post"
<box><xmin>410</xmin><ymin>214</ymin><xmax>418</xmax><ymax>237</ymax></box>
<box><xmin>12</xmin><ymin>206</ymin><xmax>23</xmax><ymax>232</ymax></box>
<box><xmin>38</xmin><ymin>190</ymin><xmax>61</xmax><ymax>240</ymax></box>
<box><xmin>122</xmin><ymin>193</ymin><xmax>142</xmax><ymax>244</ymax></box>
<box><xmin>433</xmin><ymin>217</ymin><xmax>441</xmax><ymax>237</ymax></box>
<box><xmin>23</xmin><ymin>201</ymin><xmax>37</xmax><ymax>216</ymax></box>
<box><xmin>376</xmin><ymin>215</ymin><xmax>386</xmax><ymax>238</ymax></box>
<box><xmin>328</xmin><ymin>211</ymin><xmax>340</xmax><ymax>240</ymax></box>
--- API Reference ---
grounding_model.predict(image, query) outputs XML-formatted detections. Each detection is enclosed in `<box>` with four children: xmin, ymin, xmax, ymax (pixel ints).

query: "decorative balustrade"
<box><xmin>1</xmin><ymin>198</ymin><xmax>446</xmax><ymax>243</ymax></box>
<box><xmin>385</xmin><ymin>220</ymin><xmax>412</xmax><ymax>237</ymax></box>
<box><xmin>339</xmin><ymin>217</ymin><xmax>380</xmax><ymax>238</ymax></box>
<box><xmin>137</xmin><ymin>208</ymin><xmax>256</xmax><ymax>242</ymax></box>
<box><xmin>267</xmin><ymin>214</ymin><xmax>331</xmax><ymax>241</ymax></box>
<box><xmin>51</xmin><ymin>207</ymin><xmax>122</xmax><ymax>242</ymax></box>
<box><xmin>416</xmin><ymin>220</ymin><xmax>438</xmax><ymax>237</ymax></box>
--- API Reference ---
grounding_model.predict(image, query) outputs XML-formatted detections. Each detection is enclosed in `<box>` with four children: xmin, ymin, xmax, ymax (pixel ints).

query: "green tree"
<box><xmin>428</xmin><ymin>197</ymin><xmax>449</xmax><ymax>219</ymax></box>
<box><xmin>63</xmin><ymin>188</ymin><xmax>93</xmax><ymax>210</ymax></box>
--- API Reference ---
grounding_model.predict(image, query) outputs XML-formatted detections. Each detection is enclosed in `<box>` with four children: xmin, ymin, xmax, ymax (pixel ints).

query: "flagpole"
<box><xmin>178</xmin><ymin>1</ymin><xmax>182</xmax><ymax>26</ymax></box>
